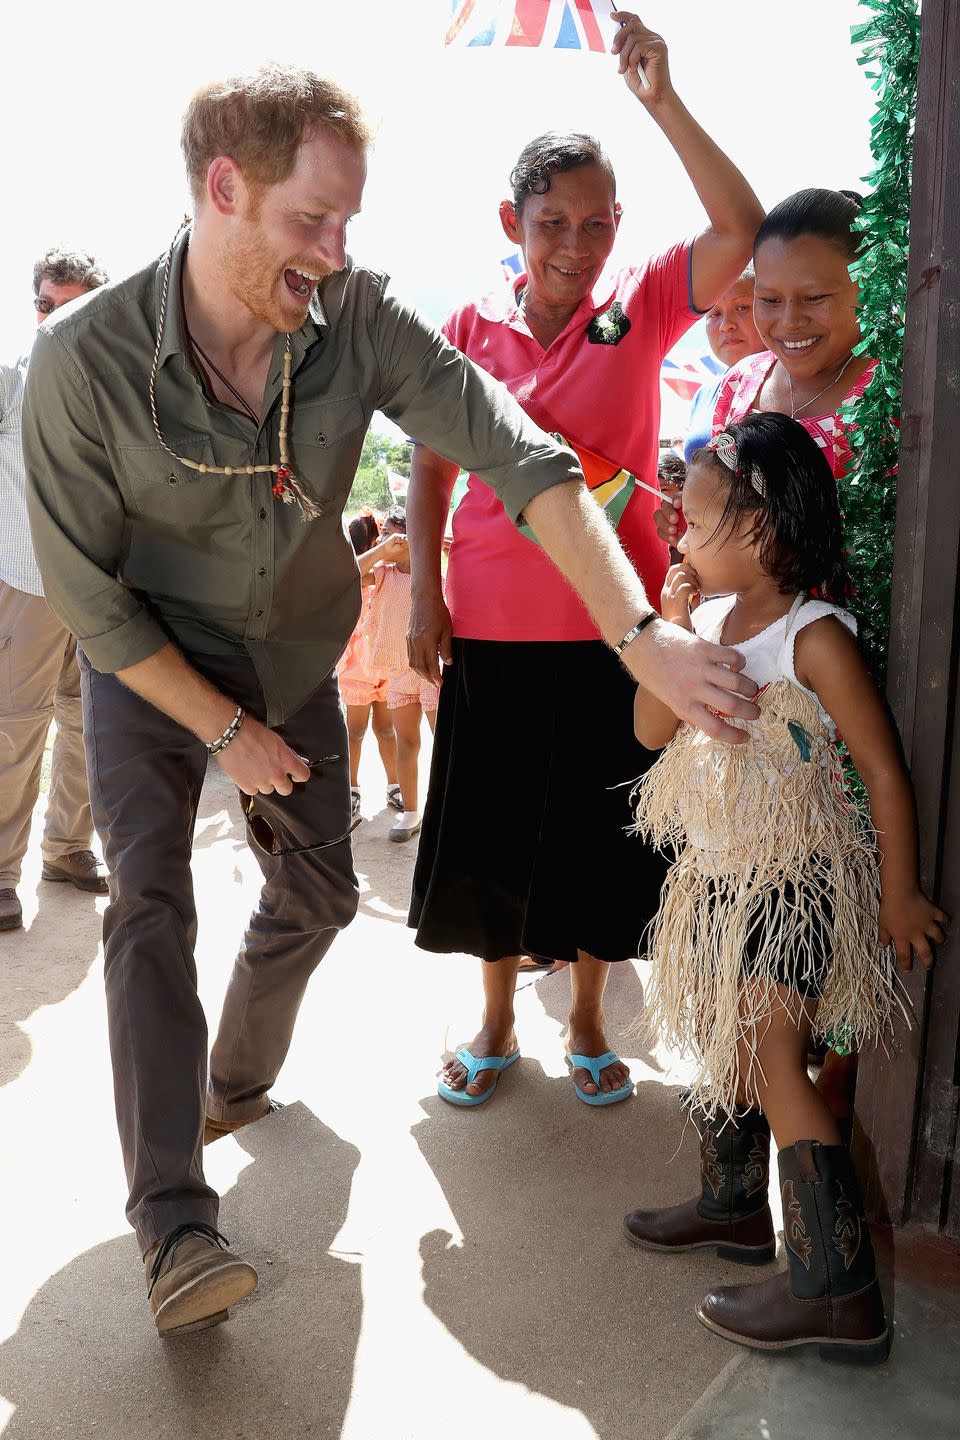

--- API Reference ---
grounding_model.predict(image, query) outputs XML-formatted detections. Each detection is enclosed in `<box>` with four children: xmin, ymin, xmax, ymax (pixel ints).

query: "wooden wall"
<box><xmin>855</xmin><ymin>0</ymin><xmax>960</xmax><ymax>1235</ymax></box>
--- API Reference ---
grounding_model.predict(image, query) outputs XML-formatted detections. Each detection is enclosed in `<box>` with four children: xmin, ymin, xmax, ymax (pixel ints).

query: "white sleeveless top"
<box><xmin>692</xmin><ymin>593</ymin><xmax>856</xmax><ymax>741</ymax></box>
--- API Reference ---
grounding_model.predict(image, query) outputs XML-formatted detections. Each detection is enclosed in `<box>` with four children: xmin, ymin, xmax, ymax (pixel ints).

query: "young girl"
<box><xmin>624</xmin><ymin>414</ymin><xmax>947</xmax><ymax>1363</ymax></box>
<box><xmin>361</xmin><ymin>506</ymin><xmax>439</xmax><ymax>842</ymax></box>
<box><xmin>337</xmin><ymin>511</ymin><xmax>405</xmax><ymax>818</ymax></box>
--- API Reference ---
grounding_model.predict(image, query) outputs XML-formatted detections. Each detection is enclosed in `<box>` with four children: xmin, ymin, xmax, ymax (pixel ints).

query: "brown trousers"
<box><xmin>80</xmin><ymin>652</ymin><xmax>359</xmax><ymax>1254</ymax></box>
<box><xmin>0</xmin><ymin>581</ymin><xmax>94</xmax><ymax>886</ymax></box>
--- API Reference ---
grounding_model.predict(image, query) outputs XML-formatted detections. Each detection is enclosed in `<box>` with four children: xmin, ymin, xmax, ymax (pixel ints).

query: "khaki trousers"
<box><xmin>0</xmin><ymin>581</ymin><xmax>94</xmax><ymax>886</ymax></box>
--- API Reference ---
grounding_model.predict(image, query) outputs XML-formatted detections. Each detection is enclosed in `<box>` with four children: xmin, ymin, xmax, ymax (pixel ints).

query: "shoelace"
<box><xmin>147</xmin><ymin>1222</ymin><xmax>231</xmax><ymax>1298</ymax></box>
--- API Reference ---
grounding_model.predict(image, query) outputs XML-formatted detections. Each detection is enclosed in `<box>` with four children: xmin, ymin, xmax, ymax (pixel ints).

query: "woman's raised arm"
<box><xmin>612</xmin><ymin>12</ymin><xmax>764</xmax><ymax>310</ymax></box>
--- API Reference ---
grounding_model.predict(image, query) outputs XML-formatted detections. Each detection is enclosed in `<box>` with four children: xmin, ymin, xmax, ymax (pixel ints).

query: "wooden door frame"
<box><xmin>855</xmin><ymin>0</ymin><xmax>960</xmax><ymax>1231</ymax></box>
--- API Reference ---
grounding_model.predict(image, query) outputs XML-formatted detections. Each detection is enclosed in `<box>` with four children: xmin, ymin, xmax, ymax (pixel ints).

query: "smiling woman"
<box><xmin>710</xmin><ymin>189</ymin><xmax>876</xmax><ymax>482</ymax></box>
<box><xmin>404</xmin><ymin>13</ymin><xmax>765</xmax><ymax>1111</ymax></box>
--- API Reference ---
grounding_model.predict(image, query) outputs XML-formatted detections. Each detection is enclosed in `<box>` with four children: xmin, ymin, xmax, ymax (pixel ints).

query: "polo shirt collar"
<box><xmin>478</xmin><ymin>271</ymin><xmax>610</xmax><ymax>337</ymax></box>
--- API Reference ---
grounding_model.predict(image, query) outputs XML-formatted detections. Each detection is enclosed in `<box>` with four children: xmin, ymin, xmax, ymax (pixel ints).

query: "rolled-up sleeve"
<box><xmin>22</xmin><ymin>328</ymin><xmax>167</xmax><ymax>672</ymax></box>
<box><xmin>370</xmin><ymin>285</ymin><xmax>582</xmax><ymax>523</ymax></box>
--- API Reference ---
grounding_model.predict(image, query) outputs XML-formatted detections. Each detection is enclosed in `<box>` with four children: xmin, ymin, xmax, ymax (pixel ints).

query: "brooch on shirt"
<box><xmin>586</xmin><ymin>302</ymin><xmax>631</xmax><ymax>346</ymax></box>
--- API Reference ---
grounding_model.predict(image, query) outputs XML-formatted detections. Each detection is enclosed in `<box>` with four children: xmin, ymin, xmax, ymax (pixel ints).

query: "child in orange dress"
<box><xmin>337</xmin><ymin>511</ymin><xmax>405</xmax><ymax>818</ymax></box>
<box><xmin>361</xmin><ymin>505</ymin><xmax>439</xmax><ymax>842</ymax></box>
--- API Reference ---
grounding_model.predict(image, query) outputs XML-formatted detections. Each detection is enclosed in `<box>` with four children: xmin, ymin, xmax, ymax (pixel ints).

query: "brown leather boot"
<box><xmin>144</xmin><ymin>1223</ymin><xmax>257</xmax><ymax>1337</ymax></box>
<box><xmin>697</xmin><ymin>1140</ymin><xmax>889</xmax><ymax>1364</ymax></box>
<box><xmin>624</xmin><ymin>1108</ymin><xmax>776</xmax><ymax>1265</ymax></box>
<box><xmin>41</xmin><ymin>849</ymin><xmax>108</xmax><ymax>894</ymax></box>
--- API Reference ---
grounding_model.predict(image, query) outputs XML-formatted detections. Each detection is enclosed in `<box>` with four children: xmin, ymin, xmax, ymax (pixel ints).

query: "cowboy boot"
<box><xmin>624</xmin><ymin>1108</ymin><xmax>776</xmax><ymax>1265</ymax></box>
<box><xmin>697</xmin><ymin>1140</ymin><xmax>889</xmax><ymax>1364</ymax></box>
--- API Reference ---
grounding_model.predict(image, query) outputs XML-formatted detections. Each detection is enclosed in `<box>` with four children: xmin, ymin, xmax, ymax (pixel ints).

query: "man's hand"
<box><xmin>625</xmin><ymin>619</ymin><xmax>758</xmax><ymax>744</ymax></box>
<box><xmin>408</xmin><ymin>588</ymin><xmax>453</xmax><ymax>687</ymax></box>
<box><xmin>215</xmin><ymin>713</ymin><xmax>311</xmax><ymax>797</ymax></box>
<box><xmin>661</xmin><ymin>562</ymin><xmax>700</xmax><ymax>630</ymax></box>
<box><xmin>611</xmin><ymin>12</ymin><xmax>672</xmax><ymax>102</ymax></box>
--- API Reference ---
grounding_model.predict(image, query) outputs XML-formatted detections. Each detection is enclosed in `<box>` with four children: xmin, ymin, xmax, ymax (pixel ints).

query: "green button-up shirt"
<box><xmin>23</xmin><ymin>229</ymin><xmax>580</xmax><ymax>723</ymax></box>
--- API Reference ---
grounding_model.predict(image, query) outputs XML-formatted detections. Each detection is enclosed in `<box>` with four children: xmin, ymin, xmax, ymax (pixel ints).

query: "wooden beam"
<box><xmin>856</xmin><ymin>0</ymin><xmax>960</xmax><ymax>1228</ymax></box>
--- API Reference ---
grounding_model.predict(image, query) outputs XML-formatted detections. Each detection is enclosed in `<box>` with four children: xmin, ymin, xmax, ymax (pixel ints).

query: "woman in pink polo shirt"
<box><xmin>406</xmin><ymin>14</ymin><xmax>763</xmax><ymax>1107</ymax></box>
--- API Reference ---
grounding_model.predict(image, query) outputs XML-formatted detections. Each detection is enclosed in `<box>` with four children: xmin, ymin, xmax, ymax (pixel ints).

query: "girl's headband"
<box><xmin>708</xmin><ymin>431</ymin><xmax>766</xmax><ymax>500</ymax></box>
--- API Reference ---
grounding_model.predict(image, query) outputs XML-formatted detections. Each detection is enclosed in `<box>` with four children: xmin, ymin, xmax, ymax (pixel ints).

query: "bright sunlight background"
<box><xmin>2</xmin><ymin>0</ymin><xmax>874</xmax><ymax>418</ymax></box>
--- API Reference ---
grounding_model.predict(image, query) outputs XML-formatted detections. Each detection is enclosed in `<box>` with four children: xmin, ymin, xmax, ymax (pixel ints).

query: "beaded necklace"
<box><xmin>148</xmin><ymin>218</ymin><xmax>323</xmax><ymax>520</ymax></box>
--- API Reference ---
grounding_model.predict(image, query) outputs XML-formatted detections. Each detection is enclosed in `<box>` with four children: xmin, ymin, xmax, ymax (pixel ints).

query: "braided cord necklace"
<box><xmin>148</xmin><ymin>219</ymin><xmax>323</xmax><ymax>519</ymax></box>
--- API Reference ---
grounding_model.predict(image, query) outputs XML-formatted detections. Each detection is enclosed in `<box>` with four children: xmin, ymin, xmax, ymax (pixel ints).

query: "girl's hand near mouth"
<box><xmin>661</xmin><ymin>561</ymin><xmax>700</xmax><ymax>630</ymax></box>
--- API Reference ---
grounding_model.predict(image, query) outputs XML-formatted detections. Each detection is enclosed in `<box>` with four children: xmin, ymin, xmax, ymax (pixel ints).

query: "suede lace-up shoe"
<box><xmin>145</xmin><ymin>1223</ymin><xmax>257</xmax><ymax>1337</ymax></box>
<box><xmin>204</xmin><ymin>1096</ymin><xmax>283</xmax><ymax>1146</ymax></box>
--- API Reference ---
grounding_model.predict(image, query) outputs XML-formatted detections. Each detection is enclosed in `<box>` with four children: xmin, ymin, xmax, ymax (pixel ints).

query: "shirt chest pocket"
<box><xmin>117</xmin><ymin>435</ymin><xmax>237</xmax><ymax>526</ymax></box>
<box><xmin>287</xmin><ymin>394</ymin><xmax>367</xmax><ymax>503</ymax></box>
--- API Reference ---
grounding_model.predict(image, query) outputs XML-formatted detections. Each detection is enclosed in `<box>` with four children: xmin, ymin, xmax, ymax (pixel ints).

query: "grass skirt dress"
<box><xmin>631</xmin><ymin>595</ymin><xmax>900</xmax><ymax>1122</ymax></box>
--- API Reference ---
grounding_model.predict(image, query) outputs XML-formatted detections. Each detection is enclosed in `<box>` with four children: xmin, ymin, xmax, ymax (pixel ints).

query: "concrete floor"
<box><xmin>2</xmin><ymin>727</ymin><xmax>959</xmax><ymax>1439</ymax></box>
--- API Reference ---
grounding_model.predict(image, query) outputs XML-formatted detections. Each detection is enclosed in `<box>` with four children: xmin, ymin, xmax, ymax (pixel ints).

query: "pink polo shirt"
<box><xmin>443</xmin><ymin>240</ymin><xmax>700</xmax><ymax>642</ymax></box>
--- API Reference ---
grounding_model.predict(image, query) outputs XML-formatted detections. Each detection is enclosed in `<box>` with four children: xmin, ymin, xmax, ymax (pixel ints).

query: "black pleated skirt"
<box><xmin>408</xmin><ymin>637</ymin><xmax>667</xmax><ymax>963</ymax></box>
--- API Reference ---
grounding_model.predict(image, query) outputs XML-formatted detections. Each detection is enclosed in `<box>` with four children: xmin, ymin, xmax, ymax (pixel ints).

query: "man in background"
<box><xmin>0</xmin><ymin>248</ymin><xmax>109</xmax><ymax>932</ymax></box>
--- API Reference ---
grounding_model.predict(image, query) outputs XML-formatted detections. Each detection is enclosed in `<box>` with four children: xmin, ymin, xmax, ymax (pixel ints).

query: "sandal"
<box><xmin>566</xmin><ymin>1051</ymin><xmax>634</xmax><ymax>1107</ymax></box>
<box><xmin>437</xmin><ymin>1046</ymin><xmax>521</xmax><ymax>1107</ymax></box>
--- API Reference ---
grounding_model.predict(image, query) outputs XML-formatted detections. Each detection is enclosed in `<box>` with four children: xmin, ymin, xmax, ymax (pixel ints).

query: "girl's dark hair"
<box><xmin>510</xmin><ymin>131</ymin><xmax>616</xmax><ymax>214</ymax></box>
<box><xmin>754</xmin><ymin>188</ymin><xmax>865</xmax><ymax>262</ymax></box>
<box><xmin>657</xmin><ymin>452</ymin><xmax>687</xmax><ymax>487</ymax></box>
<box><xmin>383</xmin><ymin>503</ymin><xmax>407</xmax><ymax>532</ymax></box>
<box><xmin>692</xmin><ymin>413</ymin><xmax>850</xmax><ymax>601</ymax></box>
<box><xmin>348</xmin><ymin>509</ymin><xmax>379</xmax><ymax>555</ymax></box>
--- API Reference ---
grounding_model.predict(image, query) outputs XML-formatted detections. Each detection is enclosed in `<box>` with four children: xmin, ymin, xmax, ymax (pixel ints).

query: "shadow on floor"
<box><xmin>0</xmin><ymin>880</ymin><xmax>103</xmax><ymax>1087</ymax></box>
<box><xmin>412</xmin><ymin>1074</ymin><xmax>758</xmax><ymax>1440</ymax></box>
<box><xmin>532</xmin><ymin>957</ymin><xmax>665</xmax><ymax>1077</ymax></box>
<box><xmin>352</xmin><ymin>806</ymin><xmax>420</xmax><ymax>925</ymax></box>
<box><xmin>667</xmin><ymin>1256</ymin><xmax>960</xmax><ymax>1440</ymax></box>
<box><xmin>0</xmin><ymin>1103</ymin><xmax>361</xmax><ymax>1440</ymax></box>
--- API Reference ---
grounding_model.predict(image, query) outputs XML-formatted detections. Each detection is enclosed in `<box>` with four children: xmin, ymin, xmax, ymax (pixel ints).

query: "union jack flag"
<box><xmin>660</xmin><ymin>352</ymin><xmax>725</xmax><ymax>403</ymax></box>
<box><xmin>446</xmin><ymin>0</ymin><xmax>618</xmax><ymax>52</ymax></box>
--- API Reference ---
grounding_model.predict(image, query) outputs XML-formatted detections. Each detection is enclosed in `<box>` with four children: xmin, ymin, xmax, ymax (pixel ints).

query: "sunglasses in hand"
<box><xmin>238</xmin><ymin>755</ymin><xmax>361</xmax><ymax>856</ymax></box>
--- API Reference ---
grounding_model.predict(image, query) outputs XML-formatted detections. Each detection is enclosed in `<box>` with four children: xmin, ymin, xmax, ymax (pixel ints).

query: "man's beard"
<box><xmin>220</xmin><ymin>221</ymin><xmax>324</xmax><ymax>335</ymax></box>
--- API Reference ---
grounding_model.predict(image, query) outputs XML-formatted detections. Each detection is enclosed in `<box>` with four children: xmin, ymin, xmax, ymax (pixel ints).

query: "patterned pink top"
<box><xmin>361</xmin><ymin>564</ymin><xmax>415</xmax><ymax>675</ymax></box>
<box><xmin>336</xmin><ymin>585</ymin><xmax>381</xmax><ymax>687</ymax></box>
<box><xmin>712</xmin><ymin>351</ymin><xmax>877</xmax><ymax>481</ymax></box>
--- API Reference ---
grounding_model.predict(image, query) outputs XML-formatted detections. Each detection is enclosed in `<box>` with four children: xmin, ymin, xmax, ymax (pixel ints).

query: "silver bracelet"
<box><xmin>206</xmin><ymin>706</ymin><xmax>245</xmax><ymax>756</ymax></box>
<box><xmin>612</xmin><ymin>611</ymin><xmax>658</xmax><ymax>658</ymax></box>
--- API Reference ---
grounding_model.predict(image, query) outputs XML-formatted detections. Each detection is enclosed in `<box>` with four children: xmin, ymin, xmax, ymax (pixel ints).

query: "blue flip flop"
<box><xmin>437</xmin><ymin>1046</ymin><xmax>521</xmax><ymax>1107</ymax></box>
<box><xmin>567</xmin><ymin>1051</ymin><xmax>634</xmax><ymax>1107</ymax></box>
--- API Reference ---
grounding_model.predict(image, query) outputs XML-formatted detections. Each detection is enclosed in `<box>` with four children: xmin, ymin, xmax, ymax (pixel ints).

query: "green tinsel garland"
<box><xmin>840</xmin><ymin>0</ymin><xmax>921</xmax><ymax>683</ymax></box>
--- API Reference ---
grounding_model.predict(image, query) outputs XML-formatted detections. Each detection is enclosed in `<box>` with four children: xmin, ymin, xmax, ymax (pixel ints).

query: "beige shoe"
<box><xmin>0</xmin><ymin>889</ymin><xmax>22</xmax><ymax>932</ymax></box>
<box><xmin>41</xmin><ymin>849</ymin><xmax>109</xmax><ymax>894</ymax></box>
<box><xmin>145</xmin><ymin>1223</ymin><xmax>257</xmax><ymax>1337</ymax></box>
